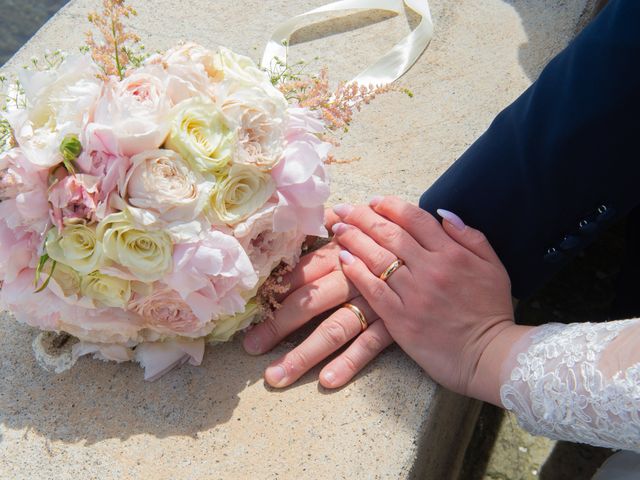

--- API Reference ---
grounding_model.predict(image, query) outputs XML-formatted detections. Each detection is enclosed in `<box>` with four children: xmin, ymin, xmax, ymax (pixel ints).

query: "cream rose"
<box><xmin>207</xmin><ymin>301</ymin><xmax>259</xmax><ymax>343</ymax></box>
<box><xmin>165</xmin><ymin>97</ymin><xmax>235</xmax><ymax>175</ymax></box>
<box><xmin>80</xmin><ymin>271</ymin><xmax>131</xmax><ymax>308</ymax></box>
<box><xmin>222</xmin><ymin>88</ymin><xmax>287</xmax><ymax>170</ymax></box>
<box><xmin>45</xmin><ymin>221</ymin><xmax>103</xmax><ymax>274</ymax></box>
<box><xmin>96</xmin><ymin>212</ymin><xmax>173</xmax><ymax>282</ymax></box>
<box><xmin>209</xmin><ymin>164</ymin><xmax>275</xmax><ymax>225</ymax></box>
<box><xmin>46</xmin><ymin>262</ymin><xmax>81</xmax><ymax>298</ymax></box>
<box><xmin>124</xmin><ymin>149</ymin><xmax>212</xmax><ymax>224</ymax></box>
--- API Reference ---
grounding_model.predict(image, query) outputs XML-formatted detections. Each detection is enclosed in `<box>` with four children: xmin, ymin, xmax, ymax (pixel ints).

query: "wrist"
<box><xmin>466</xmin><ymin>323</ymin><xmax>534</xmax><ymax>406</ymax></box>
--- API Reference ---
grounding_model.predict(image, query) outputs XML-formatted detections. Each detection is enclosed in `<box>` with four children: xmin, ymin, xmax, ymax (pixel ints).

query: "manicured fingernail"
<box><xmin>333</xmin><ymin>203</ymin><xmax>353</xmax><ymax>217</ymax></box>
<box><xmin>243</xmin><ymin>334</ymin><xmax>261</xmax><ymax>355</ymax></box>
<box><xmin>437</xmin><ymin>209</ymin><xmax>466</xmax><ymax>231</ymax></box>
<box><xmin>323</xmin><ymin>370</ymin><xmax>336</xmax><ymax>385</ymax></box>
<box><xmin>369</xmin><ymin>195</ymin><xmax>384</xmax><ymax>207</ymax></box>
<box><xmin>332</xmin><ymin>222</ymin><xmax>347</xmax><ymax>235</ymax></box>
<box><xmin>339</xmin><ymin>250</ymin><xmax>355</xmax><ymax>265</ymax></box>
<box><xmin>266</xmin><ymin>365</ymin><xmax>286</xmax><ymax>386</ymax></box>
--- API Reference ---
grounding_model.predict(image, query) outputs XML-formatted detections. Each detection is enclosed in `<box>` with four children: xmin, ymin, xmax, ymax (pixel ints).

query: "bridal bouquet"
<box><xmin>0</xmin><ymin>0</ymin><xmax>400</xmax><ymax>379</ymax></box>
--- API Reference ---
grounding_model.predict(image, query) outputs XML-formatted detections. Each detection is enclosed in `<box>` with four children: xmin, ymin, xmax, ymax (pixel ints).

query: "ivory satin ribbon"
<box><xmin>262</xmin><ymin>0</ymin><xmax>433</xmax><ymax>85</ymax></box>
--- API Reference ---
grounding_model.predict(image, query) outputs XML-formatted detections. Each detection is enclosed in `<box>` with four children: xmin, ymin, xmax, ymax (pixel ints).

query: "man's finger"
<box><xmin>243</xmin><ymin>270</ymin><xmax>358</xmax><ymax>355</ymax></box>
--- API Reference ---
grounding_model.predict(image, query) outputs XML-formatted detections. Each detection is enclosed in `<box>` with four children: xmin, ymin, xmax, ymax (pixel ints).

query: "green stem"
<box><xmin>111</xmin><ymin>14</ymin><xmax>123</xmax><ymax>80</ymax></box>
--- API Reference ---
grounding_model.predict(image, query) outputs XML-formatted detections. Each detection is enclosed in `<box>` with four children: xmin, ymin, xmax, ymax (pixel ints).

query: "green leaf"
<box><xmin>34</xmin><ymin>258</ymin><xmax>57</xmax><ymax>294</ymax></box>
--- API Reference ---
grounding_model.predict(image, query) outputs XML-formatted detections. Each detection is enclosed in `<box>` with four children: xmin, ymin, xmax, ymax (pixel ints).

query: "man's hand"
<box><xmin>242</xmin><ymin>209</ymin><xmax>393</xmax><ymax>388</ymax></box>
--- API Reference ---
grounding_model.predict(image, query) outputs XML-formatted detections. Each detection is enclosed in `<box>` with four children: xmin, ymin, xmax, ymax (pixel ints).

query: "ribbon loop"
<box><xmin>262</xmin><ymin>0</ymin><xmax>433</xmax><ymax>86</ymax></box>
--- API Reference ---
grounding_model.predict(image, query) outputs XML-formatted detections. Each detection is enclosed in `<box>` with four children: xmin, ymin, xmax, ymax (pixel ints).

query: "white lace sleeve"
<box><xmin>500</xmin><ymin>319</ymin><xmax>640</xmax><ymax>451</ymax></box>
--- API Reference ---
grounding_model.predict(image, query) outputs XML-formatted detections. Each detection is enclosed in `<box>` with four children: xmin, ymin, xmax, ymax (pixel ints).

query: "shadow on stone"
<box><xmin>0</xmin><ymin>322</ymin><xmax>264</xmax><ymax>444</ymax></box>
<box><xmin>505</xmin><ymin>0</ymin><xmax>599</xmax><ymax>82</ymax></box>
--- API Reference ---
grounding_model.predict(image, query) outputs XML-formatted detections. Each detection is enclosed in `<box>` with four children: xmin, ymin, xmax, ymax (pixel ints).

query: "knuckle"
<box><xmin>341</xmin><ymin>352</ymin><xmax>360</xmax><ymax>375</ymax></box>
<box><xmin>321</xmin><ymin>319</ymin><xmax>350</xmax><ymax>346</ymax></box>
<box><xmin>285</xmin><ymin>349</ymin><xmax>309</xmax><ymax>373</ymax></box>
<box><xmin>381</xmin><ymin>223</ymin><xmax>403</xmax><ymax>242</ymax></box>
<box><xmin>263</xmin><ymin>319</ymin><xmax>282</xmax><ymax>341</ymax></box>
<box><xmin>368</xmin><ymin>281</ymin><xmax>387</xmax><ymax>301</ymax></box>
<box><xmin>467</xmin><ymin>229</ymin><xmax>488</xmax><ymax>246</ymax></box>
<box><xmin>369</xmin><ymin>249</ymin><xmax>391</xmax><ymax>272</ymax></box>
<box><xmin>429</xmin><ymin>267</ymin><xmax>451</xmax><ymax>289</ymax></box>
<box><xmin>362</xmin><ymin>333</ymin><xmax>385</xmax><ymax>354</ymax></box>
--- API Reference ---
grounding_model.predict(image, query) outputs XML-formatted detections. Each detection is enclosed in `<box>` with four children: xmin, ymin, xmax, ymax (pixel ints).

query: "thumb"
<box><xmin>436</xmin><ymin>209</ymin><xmax>502</xmax><ymax>265</ymax></box>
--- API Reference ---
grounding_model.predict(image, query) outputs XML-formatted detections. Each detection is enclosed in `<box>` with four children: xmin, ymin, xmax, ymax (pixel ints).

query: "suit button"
<box><xmin>559</xmin><ymin>235</ymin><xmax>582</xmax><ymax>251</ymax></box>
<box><xmin>544</xmin><ymin>247</ymin><xmax>565</xmax><ymax>263</ymax></box>
<box><xmin>578</xmin><ymin>219</ymin><xmax>598</xmax><ymax>235</ymax></box>
<box><xmin>596</xmin><ymin>204</ymin><xmax>616</xmax><ymax>222</ymax></box>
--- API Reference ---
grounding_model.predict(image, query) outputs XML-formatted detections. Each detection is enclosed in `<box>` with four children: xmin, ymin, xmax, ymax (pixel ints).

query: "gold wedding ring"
<box><xmin>342</xmin><ymin>303</ymin><xmax>368</xmax><ymax>332</ymax></box>
<box><xmin>379</xmin><ymin>259</ymin><xmax>404</xmax><ymax>281</ymax></box>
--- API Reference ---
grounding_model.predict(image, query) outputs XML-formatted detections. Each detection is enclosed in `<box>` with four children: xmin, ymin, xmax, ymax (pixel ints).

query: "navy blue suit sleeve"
<box><xmin>419</xmin><ymin>0</ymin><xmax>640</xmax><ymax>299</ymax></box>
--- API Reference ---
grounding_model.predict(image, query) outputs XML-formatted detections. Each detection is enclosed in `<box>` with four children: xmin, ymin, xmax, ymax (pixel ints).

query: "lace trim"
<box><xmin>500</xmin><ymin>320</ymin><xmax>640</xmax><ymax>451</ymax></box>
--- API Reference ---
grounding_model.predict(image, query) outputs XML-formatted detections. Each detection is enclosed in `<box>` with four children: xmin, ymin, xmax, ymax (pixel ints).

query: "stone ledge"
<box><xmin>0</xmin><ymin>1</ymin><xmax>590</xmax><ymax>478</ymax></box>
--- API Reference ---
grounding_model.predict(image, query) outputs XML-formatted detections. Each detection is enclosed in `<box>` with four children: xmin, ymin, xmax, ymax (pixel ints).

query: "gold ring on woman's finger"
<box><xmin>379</xmin><ymin>259</ymin><xmax>404</xmax><ymax>282</ymax></box>
<box><xmin>342</xmin><ymin>303</ymin><xmax>368</xmax><ymax>332</ymax></box>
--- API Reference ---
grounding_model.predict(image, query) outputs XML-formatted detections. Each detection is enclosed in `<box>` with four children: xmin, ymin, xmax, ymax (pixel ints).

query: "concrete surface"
<box><xmin>0</xmin><ymin>1</ymin><xmax>591</xmax><ymax>478</ymax></box>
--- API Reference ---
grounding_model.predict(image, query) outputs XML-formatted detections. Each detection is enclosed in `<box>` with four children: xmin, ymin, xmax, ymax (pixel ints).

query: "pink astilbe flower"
<box><xmin>278</xmin><ymin>67</ymin><xmax>400</xmax><ymax>132</ymax></box>
<box><xmin>86</xmin><ymin>0</ymin><xmax>141</xmax><ymax>79</ymax></box>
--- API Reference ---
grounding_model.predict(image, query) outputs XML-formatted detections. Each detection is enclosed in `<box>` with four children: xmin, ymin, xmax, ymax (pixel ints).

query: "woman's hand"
<box><xmin>332</xmin><ymin>196</ymin><xmax>528</xmax><ymax>405</ymax></box>
<box><xmin>242</xmin><ymin>209</ymin><xmax>394</xmax><ymax>389</ymax></box>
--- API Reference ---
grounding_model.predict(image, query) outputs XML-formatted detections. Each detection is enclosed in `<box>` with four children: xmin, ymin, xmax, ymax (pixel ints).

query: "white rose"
<box><xmin>216</xmin><ymin>47</ymin><xmax>272</xmax><ymax>91</ymax></box>
<box><xmin>96</xmin><ymin>211</ymin><xmax>173</xmax><ymax>282</ymax></box>
<box><xmin>6</xmin><ymin>54</ymin><xmax>102</xmax><ymax>168</ymax></box>
<box><xmin>91</xmin><ymin>67</ymin><xmax>171</xmax><ymax>157</ymax></box>
<box><xmin>79</xmin><ymin>271</ymin><xmax>132</xmax><ymax>308</ymax></box>
<box><xmin>124</xmin><ymin>149</ymin><xmax>212</xmax><ymax>224</ymax></box>
<box><xmin>45</xmin><ymin>221</ymin><xmax>103</xmax><ymax>274</ymax></box>
<box><xmin>222</xmin><ymin>87</ymin><xmax>287</xmax><ymax>170</ymax></box>
<box><xmin>210</xmin><ymin>164</ymin><xmax>275</xmax><ymax>225</ymax></box>
<box><xmin>165</xmin><ymin>97</ymin><xmax>236</xmax><ymax>175</ymax></box>
<box><xmin>159</xmin><ymin>42</ymin><xmax>223</xmax><ymax>103</ymax></box>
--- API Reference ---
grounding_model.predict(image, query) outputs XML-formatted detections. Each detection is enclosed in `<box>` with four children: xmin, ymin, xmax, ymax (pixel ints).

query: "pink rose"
<box><xmin>48</xmin><ymin>174</ymin><xmax>100</xmax><ymax>230</ymax></box>
<box><xmin>234</xmin><ymin>204</ymin><xmax>305</xmax><ymax>277</ymax></box>
<box><xmin>271</xmin><ymin>108</ymin><xmax>331</xmax><ymax>237</ymax></box>
<box><xmin>164</xmin><ymin>230</ymin><xmax>258</xmax><ymax>322</ymax></box>
<box><xmin>0</xmin><ymin>269</ymin><xmax>63</xmax><ymax>330</ymax></box>
<box><xmin>91</xmin><ymin>68</ymin><xmax>171</xmax><ymax>157</ymax></box>
<box><xmin>129</xmin><ymin>286</ymin><xmax>209</xmax><ymax>336</ymax></box>
<box><xmin>0</xmin><ymin>148</ymin><xmax>49</xmax><ymax>232</ymax></box>
<box><xmin>0</xmin><ymin>223</ymin><xmax>39</xmax><ymax>283</ymax></box>
<box><xmin>77</xmin><ymin>125</ymin><xmax>130</xmax><ymax>207</ymax></box>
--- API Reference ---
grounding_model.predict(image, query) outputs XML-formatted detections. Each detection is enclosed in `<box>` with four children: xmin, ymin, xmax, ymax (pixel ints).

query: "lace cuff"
<box><xmin>500</xmin><ymin>319</ymin><xmax>640</xmax><ymax>451</ymax></box>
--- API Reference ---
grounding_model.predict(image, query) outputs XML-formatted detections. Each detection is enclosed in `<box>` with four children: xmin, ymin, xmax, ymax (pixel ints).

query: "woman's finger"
<box><xmin>332</xmin><ymin>222</ymin><xmax>414</xmax><ymax>293</ymax></box>
<box><xmin>333</xmin><ymin>203</ymin><xmax>426</xmax><ymax>261</ymax></box>
<box><xmin>337</xmin><ymin>250</ymin><xmax>402</xmax><ymax>319</ymax></box>
<box><xmin>369</xmin><ymin>195</ymin><xmax>451</xmax><ymax>251</ymax></box>
<box><xmin>243</xmin><ymin>269</ymin><xmax>358</xmax><ymax>355</ymax></box>
<box><xmin>437</xmin><ymin>209</ymin><xmax>503</xmax><ymax>265</ymax></box>
<box><xmin>319</xmin><ymin>319</ymin><xmax>394</xmax><ymax>388</ymax></box>
<box><xmin>332</xmin><ymin>222</ymin><xmax>397</xmax><ymax>276</ymax></box>
<box><xmin>263</xmin><ymin>297</ymin><xmax>375</xmax><ymax>388</ymax></box>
